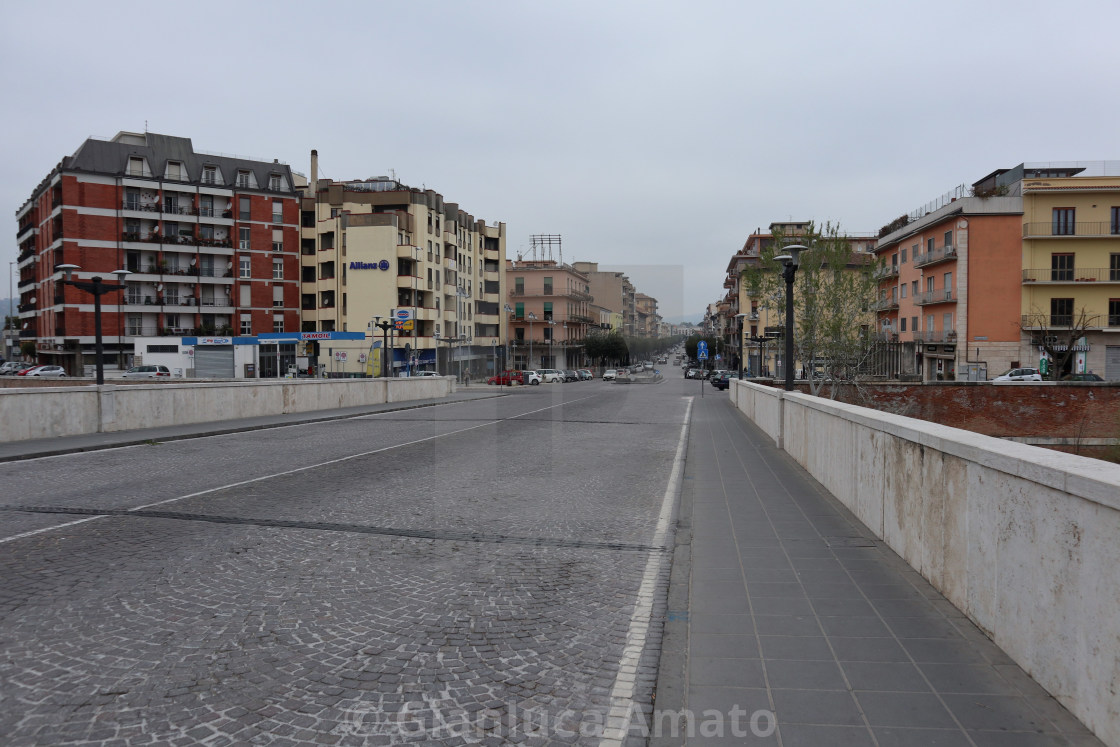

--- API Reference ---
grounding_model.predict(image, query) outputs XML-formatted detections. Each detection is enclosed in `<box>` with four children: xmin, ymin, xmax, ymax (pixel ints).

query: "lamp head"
<box><xmin>775</xmin><ymin>244</ymin><xmax>809</xmax><ymax>267</ymax></box>
<box><xmin>528</xmin><ymin>312</ymin><xmax>536</xmax><ymax>320</ymax></box>
<box><xmin>56</xmin><ymin>263</ymin><xmax>80</xmax><ymax>280</ymax></box>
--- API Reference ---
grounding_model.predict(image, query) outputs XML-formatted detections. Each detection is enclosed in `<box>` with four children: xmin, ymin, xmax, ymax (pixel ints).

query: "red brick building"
<box><xmin>15</xmin><ymin>131</ymin><xmax>300</xmax><ymax>372</ymax></box>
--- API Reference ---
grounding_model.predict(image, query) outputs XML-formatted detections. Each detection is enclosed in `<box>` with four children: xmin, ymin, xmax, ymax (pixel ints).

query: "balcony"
<box><xmin>1022</xmin><ymin>267</ymin><xmax>1120</xmax><ymax>283</ymax></box>
<box><xmin>1021</xmin><ymin>314</ymin><xmax>1102</xmax><ymax>329</ymax></box>
<box><xmin>915</xmin><ymin>288</ymin><xmax>956</xmax><ymax>305</ymax></box>
<box><xmin>122</xmin><ymin>200</ymin><xmax>160</xmax><ymax>213</ymax></box>
<box><xmin>1023</xmin><ymin>221</ymin><xmax>1120</xmax><ymax>238</ymax></box>
<box><xmin>914</xmin><ymin>245</ymin><xmax>957</xmax><ymax>268</ymax></box>
<box><xmin>874</xmin><ymin>265</ymin><xmax>900</xmax><ymax>280</ymax></box>
<box><xmin>871</xmin><ymin>298</ymin><xmax>899</xmax><ymax>311</ymax></box>
<box><xmin>913</xmin><ymin>330</ymin><xmax>957</xmax><ymax>343</ymax></box>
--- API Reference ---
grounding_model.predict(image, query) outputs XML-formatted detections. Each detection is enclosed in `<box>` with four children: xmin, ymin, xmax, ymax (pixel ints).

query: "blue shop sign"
<box><xmin>350</xmin><ymin>260</ymin><xmax>391</xmax><ymax>271</ymax></box>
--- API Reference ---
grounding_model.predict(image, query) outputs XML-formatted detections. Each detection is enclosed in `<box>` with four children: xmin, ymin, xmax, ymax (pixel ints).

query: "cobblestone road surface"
<box><xmin>0</xmin><ymin>381</ymin><xmax>690</xmax><ymax>746</ymax></box>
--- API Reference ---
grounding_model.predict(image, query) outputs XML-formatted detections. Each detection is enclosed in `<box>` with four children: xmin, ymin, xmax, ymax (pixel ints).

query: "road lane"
<box><xmin>0</xmin><ymin>379</ymin><xmax>692</xmax><ymax>745</ymax></box>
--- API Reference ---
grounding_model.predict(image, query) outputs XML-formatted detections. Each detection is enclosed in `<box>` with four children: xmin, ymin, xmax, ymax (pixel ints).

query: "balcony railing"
<box><xmin>1021</xmin><ymin>314</ymin><xmax>1103</xmax><ymax>328</ymax></box>
<box><xmin>1022</xmin><ymin>267</ymin><xmax>1120</xmax><ymax>283</ymax></box>
<box><xmin>122</xmin><ymin>200</ymin><xmax>161</xmax><ymax>212</ymax></box>
<box><xmin>1023</xmin><ymin>221</ymin><xmax>1120</xmax><ymax>238</ymax></box>
<box><xmin>915</xmin><ymin>288</ymin><xmax>956</xmax><ymax>305</ymax></box>
<box><xmin>914</xmin><ymin>245</ymin><xmax>957</xmax><ymax>267</ymax></box>
<box><xmin>871</xmin><ymin>298</ymin><xmax>899</xmax><ymax>311</ymax></box>
<box><xmin>873</xmin><ymin>265</ymin><xmax>900</xmax><ymax>280</ymax></box>
<box><xmin>913</xmin><ymin>330</ymin><xmax>957</xmax><ymax>343</ymax></box>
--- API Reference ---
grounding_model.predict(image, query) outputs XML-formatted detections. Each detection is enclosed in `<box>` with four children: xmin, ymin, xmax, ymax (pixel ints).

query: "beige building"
<box><xmin>571</xmin><ymin>262</ymin><xmax>640</xmax><ymax>335</ymax></box>
<box><xmin>299</xmin><ymin>152</ymin><xmax>506</xmax><ymax>378</ymax></box>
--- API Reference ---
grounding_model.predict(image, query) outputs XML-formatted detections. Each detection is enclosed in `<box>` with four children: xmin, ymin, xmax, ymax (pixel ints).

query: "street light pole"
<box><xmin>56</xmin><ymin>264</ymin><xmax>129</xmax><ymax>385</ymax></box>
<box><xmin>773</xmin><ymin>245</ymin><xmax>808</xmax><ymax>392</ymax></box>
<box><xmin>371</xmin><ymin>316</ymin><xmax>393</xmax><ymax>378</ymax></box>
<box><xmin>527</xmin><ymin>311</ymin><xmax>536</xmax><ymax>370</ymax></box>
<box><xmin>734</xmin><ymin>313</ymin><xmax>747</xmax><ymax>380</ymax></box>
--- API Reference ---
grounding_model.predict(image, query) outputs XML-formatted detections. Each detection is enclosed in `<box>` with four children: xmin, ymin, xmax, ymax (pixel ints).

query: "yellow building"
<box><xmin>299</xmin><ymin>151</ymin><xmax>506</xmax><ymax>378</ymax></box>
<box><xmin>1016</xmin><ymin>164</ymin><xmax>1120</xmax><ymax>378</ymax></box>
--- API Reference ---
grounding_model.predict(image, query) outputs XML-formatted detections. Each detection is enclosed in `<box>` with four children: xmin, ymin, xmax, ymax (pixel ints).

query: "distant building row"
<box><xmin>710</xmin><ymin>162</ymin><xmax>1120</xmax><ymax>381</ymax></box>
<box><xmin>13</xmin><ymin>131</ymin><xmax>664</xmax><ymax>377</ymax></box>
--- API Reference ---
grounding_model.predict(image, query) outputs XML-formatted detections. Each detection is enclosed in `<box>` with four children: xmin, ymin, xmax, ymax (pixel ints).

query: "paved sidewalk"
<box><xmin>653</xmin><ymin>394</ymin><xmax>1102</xmax><ymax>746</ymax></box>
<box><xmin>0</xmin><ymin>388</ymin><xmax>507</xmax><ymax>462</ymax></box>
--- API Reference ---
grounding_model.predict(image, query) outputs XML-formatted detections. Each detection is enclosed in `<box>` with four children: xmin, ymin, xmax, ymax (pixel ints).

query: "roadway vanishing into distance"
<box><xmin>0</xmin><ymin>378</ymin><xmax>690</xmax><ymax>745</ymax></box>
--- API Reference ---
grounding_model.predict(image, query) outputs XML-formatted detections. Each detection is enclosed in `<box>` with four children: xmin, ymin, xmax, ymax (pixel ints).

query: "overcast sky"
<box><xmin>4</xmin><ymin>0</ymin><xmax>1119</xmax><ymax>320</ymax></box>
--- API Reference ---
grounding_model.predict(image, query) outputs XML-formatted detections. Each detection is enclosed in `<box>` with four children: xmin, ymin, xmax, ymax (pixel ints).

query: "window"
<box><xmin>1051</xmin><ymin>297</ymin><xmax>1073</xmax><ymax>327</ymax></box>
<box><xmin>900</xmin><ymin>248</ymin><xmax>907</xmax><ymax>263</ymax></box>
<box><xmin>911</xmin><ymin>244</ymin><xmax>918</xmax><ymax>262</ymax></box>
<box><xmin>927</xmin><ymin>314</ymin><xmax>935</xmax><ymax>332</ymax></box>
<box><xmin>273</xmin><ymin>258</ymin><xmax>284</xmax><ymax>279</ymax></box>
<box><xmin>944</xmin><ymin>272</ymin><xmax>953</xmax><ymax>295</ymax></box>
<box><xmin>911</xmin><ymin>280</ymin><xmax>918</xmax><ymax>296</ymax></box>
<box><xmin>927</xmin><ymin>237</ymin><xmax>935</xmax><ymax>253</ymax></box>
<box><xmin>273</xmin><ymin>319</ymin><xmax>284</xmax><ymax>332</ymax></box>
<box><xmin>900</xmin><ymin>317</ymin><xmax>907</xmax><ymax>332</ymax></box>
<box><xmin>269</xmin><ymin>174</ymin><xmax>281</xmax><ymax>191</ymax></box>
<box><xmin>237</xmin><ymin>170</ymin><xmax>251</xmax><ymax>189</ymax></box>
<box><xmin>926</xmin><ymin>276</ymin><xmax>934</xmax><ymax>293</ymax></box>
<box><xmin>241</xmin><ymin>320</ymin><xmax>252</xmax><ymax>335</ymax></box>
<box><xmin>514</xmin><ymin>277</ymin><xmax>524</xmax><ymax>294</ymax></box>
<box><xmin>199</xmin><ymin>195</ymin><xmax>214</xmax><ymax>217</ymax></box>
<box><xmin>543</xmin><ymin>277</ymin><xmax>553</xmax><ymax>295</ymax></box>
<box><xmin>128</xmin><ymin>157</ymin><xmax>145</xmax><ymax>177</ymax></box>
<box><xmin>543</xmin><ymin>327</ymin><xmax>552</xmax><ymax>341</ymax></box>
<box><xmin>301</xmin><ymin>210</ymin><xmax>315</xmax><ymax>228</ymax></box>
<box><xmin>199</xmin><ymin>224</ymin><xmax>214</xmax><ymax>241</ymax></box>
<box><xmin>943</xmin><ymin>313</ymin><xmax>954</xmax><ymax>333</ymax></box>
<box><xmin>239</xmin><ymin>198</ymin><xmax>251</xmax><ymax>221</ymax></box>
<box><xmin>319</xmin><ymin>261</ymin><xmax>334</xmax><ymax>280</ymax></box>
<box><xmin>1052</xmin><ymin>208</ymin><xmax>1075</xmax><ymax>236</ymax></box>
<box><xmin>272</xmin><ymin>228</ymin><xmax>283</xmax><ymax>253</ymax></box>
<box><xmin>202</xmin><ymin>165</ymin><xmax>217</xmax><ymax>185</ymax></box>
<box><xmin>320</xmin><ymin>291</ymin><xmax>335</xmax><ymax>308</ymax></box>
<box><xmin>1112</xmin><ymin>207</ymin><xmax>1120</xmax><ymax>235</ymax></box>
<box><xmin>239</xmin><ymin>227</ymin><xmax>251</xmax><ymax>250</ymax></box>
<box><xmin>1109</xmin><ymin>298</ymin><xmax>1120</xmax><ymax>327</ymax></box>
<box><xmin>272</xmin><ymin>200</ymin><xmax>282</xmax><ymax>223</ymax></box>
<box><xmin>900</xmin><ymin>284</ymin><xmax>907</xmax><ymax>299</ymax></box>
<box><xmin>912</xmin><ymin>316</ymin><xmax>918</xmax><ymax>331</ymax></box>
<box><xmin>944</xmin><ymin>230</ymin><xmax>952</xmax><ymax>249</ymax></box>
<box><xmin>1051</xmin><ymin>253</ymin><xmax>1074</xmax><ymax>281</ymax></box>
<box><xmin>1111</xmin><ymin>254</ymin><xmax>1120</xmax><ymax>282</ymax></box>
<box><xmin>166</xmin><ymin>161</ymin><xmax>183</xmax><ymax>181</ymax></box>
<box><xmin>240</xmin><ymin>257</ymin><xmax>251</xmax><ymax>278</ymax></box>
<box><xmin>543</xmin><ymin>302</ymin><xmax>553</xmax><ymax>320</ymax></box>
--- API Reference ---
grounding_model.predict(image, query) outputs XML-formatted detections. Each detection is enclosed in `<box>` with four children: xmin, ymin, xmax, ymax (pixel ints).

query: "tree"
<box><xmin>740</xmin><ymin>222</ymin><xmax>879</xmax><ymax>397</ymax></box>
<box><xmin>1020</xmin><ymin>306</ymin><xmax>1098</xmax><ymax>379</ymax></box>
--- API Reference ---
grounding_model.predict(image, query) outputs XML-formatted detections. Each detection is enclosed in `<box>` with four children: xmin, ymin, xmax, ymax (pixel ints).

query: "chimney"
<box><xmin>310</xmin><ymin>149</ymin><xmax>318</xmax><ymax>193</ymax></box>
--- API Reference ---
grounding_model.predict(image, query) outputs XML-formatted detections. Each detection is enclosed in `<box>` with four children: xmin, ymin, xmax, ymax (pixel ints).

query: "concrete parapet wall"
<box><xmin>730</xmin><ymin>379</ymin><xmax>1120</xmax><ymax>746</ymax></box>
<box><xmin>0</xmin><ymin>377</ymin><xmax>455</xmax><ymax>442</ymax></box>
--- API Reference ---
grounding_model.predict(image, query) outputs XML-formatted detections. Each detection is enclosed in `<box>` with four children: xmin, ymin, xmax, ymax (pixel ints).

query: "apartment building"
<box><xmin>874</xmin><ymin>187</ymin><xmax>1022</xmax><ymax>381</ymax></box>
<box><xmin>1016</xmin><ymin>164</ymin><xmax>1120</xmax><ymax>379</ymax></box>
<box><xmin>14</xmin><ymin>131</ymin><xmax>301</xmax><ymax>374</ymax></box>
<box><xmin>506</xmin><ymin>259</ymin><xmax>592</xmax><ymax>370</ymax></box>
<box><xmin>875</xmin><ymin>161</ymin><xmax>1120</xmax><ymax>381</ymax></box>
<box><xmin>298</xmin><ymin>152</ymin><xmax>506</xmax><ymax>378</ymax></box>
<box><xmin>571</xmin><ymin>262</ymin><xmax>639</xmax><ymax>335</ymax></box>
<box><xmin>635</xmin><ymin>293</ymin><xmax>660</xmax><ymax>336</ymax></box>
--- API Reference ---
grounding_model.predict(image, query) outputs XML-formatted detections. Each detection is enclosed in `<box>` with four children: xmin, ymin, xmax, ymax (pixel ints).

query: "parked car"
<box><xmin>0</xmin><ymin>362</ymin><xmax>35</xmax><ymax>375</ymax></box>
<box><xmin>537</xmin><ymin>368</ymin><xmax>565</xmax><ymax>383</ymax></box>
<box><xmin>711</xmin><ymin>372</ymin><xmax>732</xmax><ymax>390</ymax></box>
<box><xmin>16</xmin><ymin>365</ymin><xmax>45</xmax><ymax>376</ymax></box>
<box><xmin>685</xmin><ymin>368</ymin><xmax>699</xmax><ymax>379</ymax></box>
<box><xmin>577</xmin><ymin>369</ymin><xmax>593</xmax><ymax>381</ymax></box>
<box><xmin>521</xmin><ymin>370</ymin><xmax>542</xmax><ymax>385</ymax></box>
<box><xmin>487</xmin><ymin>370</ymin><xmax>523</xmax><ymax>385</ymax></box>
<box><xmin>602</xmin><ymin>369</ymin><xmax>618</xmax><ymax>381</ymax></box>
<box><xmin>1061</xmin><ymin>372</ymin><xmax>1104</xmax><ymax>381</ymax></box>
<box><xmin>122</xmin><ymin>364</ymin><xmax>172</xmax><ymax>378</ymax></box>
<box><xmin>992</xmin><ymin>367</ymin><xmax>1042</xmax><ymax>382</ymax></box>
<box><xmin>26</xmin><ymin>365</ymin><xmax>67</xmax><ymax>378</ymax></box>
<box><xmin>563</xmin><ymin>369</ymin><xmax>580</xmax><ymax>382</ymax></box>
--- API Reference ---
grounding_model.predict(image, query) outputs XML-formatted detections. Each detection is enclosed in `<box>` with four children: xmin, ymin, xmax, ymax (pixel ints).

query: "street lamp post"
<box><xmin>527</xmin><ymin>311</ymin><xmax>537</xmax><ymax>370</ymax></box>
<box><xmin>371</xmin><ymin>316</ymin><xmax>393</xmax><ymax>378</ymax></box>
<box><xmin>503</xmin><ymin>304</ymin><xmax>514</xmax><ymax>379</ymax></box>
<box><xmin>112</xmin><ymin>268</ymin><xmax>130</xmax><ymax>371</ymax></box>
<box><xmin>734</xmin><ymin>313</ymin><xmax>747</xmax><ymax>380</ymax></box>
<box><xmin>56</xmin><ymin>264</ymin><xmax>130</xmax><ymax>385</ymax></box>
<box><xmin>546</xmin><ymin>320</ymin><xmax>556</xmax><ymax>369</ymax></box>
<box><xmin>773</xmin><ymin>245</ymin><xmax>808</xmax><ymax>391</ymax></box>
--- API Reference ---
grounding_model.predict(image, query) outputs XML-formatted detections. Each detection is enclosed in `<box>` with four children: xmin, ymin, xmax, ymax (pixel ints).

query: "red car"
<box><xmin>487</xmin><ymin>370</ymin><xmax>524</xmax><ymax>385</ymax></box>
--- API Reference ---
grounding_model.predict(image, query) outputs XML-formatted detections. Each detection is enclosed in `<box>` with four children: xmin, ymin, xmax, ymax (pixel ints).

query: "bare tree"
<box><xmin>1019</xmin><ymin>305</ymin><xmax>1098</xmax><ymax>379</ymax></box>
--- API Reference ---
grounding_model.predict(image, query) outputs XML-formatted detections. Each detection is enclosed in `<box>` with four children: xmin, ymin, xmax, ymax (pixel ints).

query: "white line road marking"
<box><xmin>599</xmin><ymin>397</ymin><xmax>692</xmax><ymax>746</ymax></box>
<box><xmin>0</xmin><ymin>395</ymin><xmax>602</xmax><ymax>545</ymax></box>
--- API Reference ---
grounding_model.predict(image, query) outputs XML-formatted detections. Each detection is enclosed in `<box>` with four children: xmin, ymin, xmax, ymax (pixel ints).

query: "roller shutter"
<box><xmin>194</xmin><ymin>346</ymin><xmax>235</xmax><ymax>378</ymax></box>
<box><xmin>1105</xmin><ymin>346</ymin><xmax>1120</xmax><ymax>381</ymax></box>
